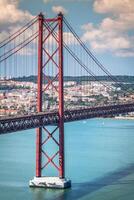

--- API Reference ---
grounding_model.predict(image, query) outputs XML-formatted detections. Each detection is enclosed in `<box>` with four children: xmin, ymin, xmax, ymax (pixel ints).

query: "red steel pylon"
<box><xmin>36</xmin><ymin>12</ymin><xmax>65</xmax><ymax>179</ymax></box>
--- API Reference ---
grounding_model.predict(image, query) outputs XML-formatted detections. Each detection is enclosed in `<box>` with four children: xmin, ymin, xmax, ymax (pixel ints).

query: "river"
<box><xmin>0</xmin><ymin>118</ymin><xmax>134</xmax><ymax>200</ymax></box>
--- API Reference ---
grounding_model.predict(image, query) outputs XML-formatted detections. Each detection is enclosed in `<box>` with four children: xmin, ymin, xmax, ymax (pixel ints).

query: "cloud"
<box><xmin>0</xmin><ymin>0</ymin><xmax>33</xmax><ymax>27</ymax></box>
<box><xmin>94</xmin><ymin>0</ymin><xmax>134</xmax><ymax>14</ymax></box>
<box><xmin>0</xmin><ymin>0</ymin><xmax>34</xmax><ymax>41</ymax></box>
<box><xmin>0</xmin><ymin>0</ymin><xmax>37</xmax><ymax>60</ymax></box>
<box><xmin>116</xmin><ymin>50</ymin><xmax>134</xmax><ymax>57</ymax></box>
<box><xmin>43</xmin><ymin>31</ymin><xmax>78</xmax><ymax>46</ymax></box>
<box><xmin>82</xmin><ymin>0</ymin><xmax>134</xmax><ymax>57</ymax></box>
<box><xmin>52</xmin><ymin>6</ymin><xmax>68</xmax><ymax>14</ymax></box>
<box><xmin>63</xmin><ymin>32</ymin><xmax>78</xmax><ymax>45</ymax></box>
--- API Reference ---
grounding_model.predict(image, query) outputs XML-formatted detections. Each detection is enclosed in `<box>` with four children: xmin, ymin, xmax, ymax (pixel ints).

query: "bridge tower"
<box><xmin>29</xmin><ymin>13</ymin><xmax>71</xmax><ymax>188</ymax></box>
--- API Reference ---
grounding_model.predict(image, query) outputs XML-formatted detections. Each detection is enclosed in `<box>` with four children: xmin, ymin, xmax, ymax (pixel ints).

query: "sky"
<box><xmin>0</xmin><ymin>0</ymin><xmax>134</xmax><ymax>75</ymax></box>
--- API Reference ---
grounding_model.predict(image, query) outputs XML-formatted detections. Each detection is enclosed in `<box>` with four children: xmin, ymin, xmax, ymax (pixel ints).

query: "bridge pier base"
<box><xmin>29</xmin><ymin>177</ymin><xmax>71</xmax><ymax>189</ymax></box>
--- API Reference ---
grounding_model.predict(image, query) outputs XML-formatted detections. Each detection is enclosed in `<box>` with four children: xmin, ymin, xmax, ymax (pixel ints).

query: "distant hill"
<box><xmin>12</xmin><ymin>75</ymin><xmax>134</xmax><ymax>83</ymax></box>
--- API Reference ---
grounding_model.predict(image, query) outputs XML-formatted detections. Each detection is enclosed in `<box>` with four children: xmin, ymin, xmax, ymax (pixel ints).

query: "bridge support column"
<box><xmin>29</xmin><ymin>13</ymin><xmax>71</xmax><ymax>189</ymax></box>
<box><xmin>29</xmin><ymin>177</ymin><xmax>71</xmax><ymax>188</ymax></box>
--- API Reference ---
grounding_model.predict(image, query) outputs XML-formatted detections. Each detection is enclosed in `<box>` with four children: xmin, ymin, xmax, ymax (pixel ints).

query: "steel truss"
<box><xmin>36</xmin><ymin>13</ymin><xmax>65</xmax><ymax>178</ymax></box>
<box><xmin>1</xmin><ymin>103</ymin><xmax>134</xmax><ymax>134</ymax></box>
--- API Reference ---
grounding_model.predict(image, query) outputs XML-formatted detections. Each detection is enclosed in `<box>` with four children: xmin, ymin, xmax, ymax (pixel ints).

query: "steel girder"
<box><xmin>0</xmin><ymin>103</ymin><xmax>134</xmax><ymax>134</ymax></box>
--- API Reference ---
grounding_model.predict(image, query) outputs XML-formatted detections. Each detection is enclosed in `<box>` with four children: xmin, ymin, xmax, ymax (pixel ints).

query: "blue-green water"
<box><xmin>0</xmin><ymin>118</ymin><xmax>134</xmax><ymax>200</ymax></box>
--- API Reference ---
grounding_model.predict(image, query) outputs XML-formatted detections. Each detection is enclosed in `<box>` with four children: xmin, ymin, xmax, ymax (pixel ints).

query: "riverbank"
<box><xmin>114</xmin><ymin>116</ymin><xmax>134</xmax><ymax>120</ymax></box>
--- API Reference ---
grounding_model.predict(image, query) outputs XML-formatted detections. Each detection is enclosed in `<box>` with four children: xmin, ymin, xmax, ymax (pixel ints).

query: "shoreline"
<box><xmin>88</xmin><ymin>117</ymin><xmax>134</xmax><ymax>120</ymax></box>
<box><xmin>95</xmin><ymin>116</ymin><xmax>134</xmax><ymax>120</ymax></box>
<box><xmin>114</xmin><ymin>116</ymin><xmax>134</xmax><ymax>120</ymax></box>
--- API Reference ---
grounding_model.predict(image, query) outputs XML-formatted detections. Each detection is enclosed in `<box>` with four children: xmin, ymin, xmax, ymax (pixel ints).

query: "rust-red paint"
<box><xmin>58</xmin><ymin>13</ymin><xmax>65</xmax><ymax>178</ymax></box>
<box><xmin>36</xmin><ymin>13</ymin><xmax>43</xmax><ymax>177</ymax></box>
<box><xmin>36</xmin><ymin>13</ymin><xmax>65</xmax><ymax>179</ymax></box>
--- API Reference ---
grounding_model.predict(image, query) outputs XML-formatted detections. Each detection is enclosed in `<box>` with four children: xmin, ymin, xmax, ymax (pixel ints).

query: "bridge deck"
<box><xmin>0</xmin><ymin>103</ymin><xmax>134</xmax><ymax>134</ymax></box>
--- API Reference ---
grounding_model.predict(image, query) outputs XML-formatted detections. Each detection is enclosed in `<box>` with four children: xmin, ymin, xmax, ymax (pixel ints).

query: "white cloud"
<box><xmin>63</xmin><ymin>32</ymin><xmax>78</xmax><ymax>45</ymax></box>
<box><xmin>116</xmin><ymin>50</ymin><xmax>134</xmax><ymax>57</ymax></box>
<box><xmin>0</xmin><ymin>0</ymin><xmax>34</xmax><ymax>43</ymax></box>
<box><xmin>94</xmin><ymin>0</ymin><xmax>134</xmax><ymax>14</ymax></box>
<box><xmin>0</xmin><ymin>0</ymin><xmax>34</xmax><ymax>37</ymax></box>
<box><xmin>52</xmin><ymin>5</ymin><xmax>68</xmax><ymax>14</ymax></box>
<box><xmin>82</xmin><ymin>0</ymin><xmax>134</xmax><ymax>57</ymax></box>
<box><xmin>0</xmin><ymin>0</ymin><xmax>36</xmax><ymax>57</ymax></box>
<box><xmin>0</xmin><ymin>0</ymin><xmax>33</xmax><ymax>27</ymax></box>
<box><xmin>43</xmin><ymin>31</ymin><xmax>77</xmax><ymax>46</ymax></box>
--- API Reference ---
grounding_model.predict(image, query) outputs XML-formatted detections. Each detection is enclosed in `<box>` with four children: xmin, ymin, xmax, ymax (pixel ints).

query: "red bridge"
<box><xmin>0</xmin><ymin>13</ymin><xmax>133</xmax><ymax>188</ymax></box>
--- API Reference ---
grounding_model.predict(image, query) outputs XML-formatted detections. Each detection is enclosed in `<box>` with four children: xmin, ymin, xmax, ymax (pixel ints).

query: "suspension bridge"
<box><xmin>0</xmin><ymin>13</ymin><xmax>134</xmax><ymax>188</ymax></box>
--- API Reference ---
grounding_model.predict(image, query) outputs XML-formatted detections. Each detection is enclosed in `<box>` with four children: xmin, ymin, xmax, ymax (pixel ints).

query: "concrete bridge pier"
<box><xmin>29</xmin><ymin>177</ymin><xmax>71</xmax><ymax>189</ymax></box>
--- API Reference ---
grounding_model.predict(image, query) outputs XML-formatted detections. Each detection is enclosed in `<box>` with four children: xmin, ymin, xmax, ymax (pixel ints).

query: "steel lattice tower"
<box><xmin>29</xmin><ymin>13</ymin><xmax>71</xmax><ymax>188</ymax></box>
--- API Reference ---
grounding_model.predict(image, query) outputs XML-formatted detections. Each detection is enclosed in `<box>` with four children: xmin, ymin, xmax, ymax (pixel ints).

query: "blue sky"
<box><xmin>0</xmin><ymin>0</ymin><xmax>134</xmax><ymax>75</ymax></box>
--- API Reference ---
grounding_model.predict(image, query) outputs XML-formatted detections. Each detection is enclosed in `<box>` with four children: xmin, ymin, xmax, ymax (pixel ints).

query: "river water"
<box><xmin>0</xmin><ymin>118</ymin><xmax>134</xmax><ymax>200</ymax></box>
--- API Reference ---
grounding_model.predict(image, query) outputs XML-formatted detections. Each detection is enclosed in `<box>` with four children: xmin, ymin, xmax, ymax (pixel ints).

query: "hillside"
<box><xmin>12</xmin><ymin>75</ymin><xmax>134</xmax><ymax>83</ymax></box>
